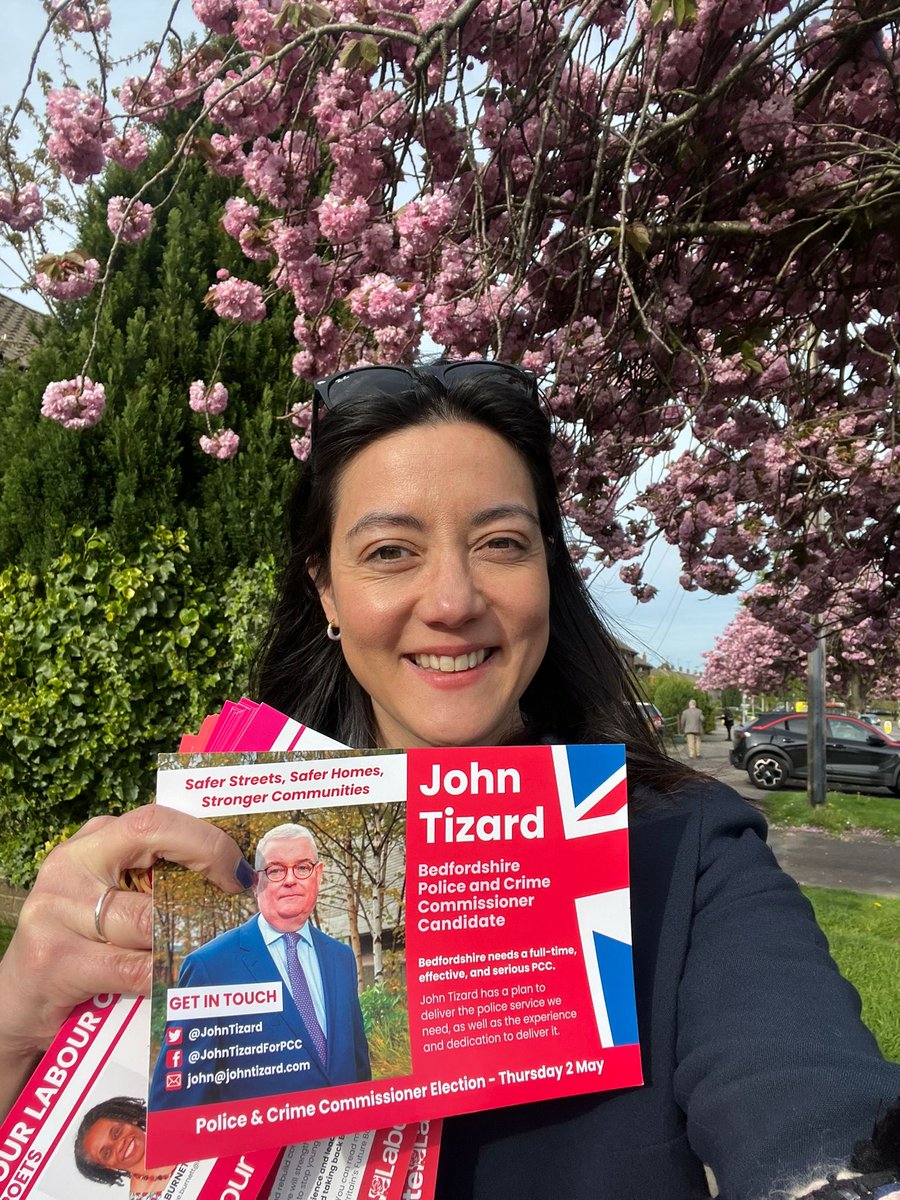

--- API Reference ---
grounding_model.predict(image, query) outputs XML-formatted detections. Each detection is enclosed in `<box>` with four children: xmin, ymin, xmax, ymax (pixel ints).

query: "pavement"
<box><xmin>668</xmin><ymin>732</ymin><xmax>900</xmax><ymax>898</ymax></box>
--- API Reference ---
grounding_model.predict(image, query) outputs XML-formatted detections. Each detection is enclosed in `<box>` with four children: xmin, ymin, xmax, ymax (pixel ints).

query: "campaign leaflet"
<box><xmin>266</xmin><ymin>1118</ymin><xmax>441</xmax><ymax>1200</ymax></box>
<box><xmin>146</xmin><ymin>742</ymin><xmax>641</xmax><ymax>1166</ymax></box>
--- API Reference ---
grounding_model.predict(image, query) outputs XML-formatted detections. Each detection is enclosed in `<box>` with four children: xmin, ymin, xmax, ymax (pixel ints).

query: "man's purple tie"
<box><xmin>283</xmin><ymin>931</ymin><xmax>327</xmax><ymax>1064</ymax></box>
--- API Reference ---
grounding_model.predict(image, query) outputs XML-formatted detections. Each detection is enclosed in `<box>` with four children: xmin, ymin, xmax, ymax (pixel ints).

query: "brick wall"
<box><xmin>0</xmin><ymin>879</ymin><xmax>27</xmax><ymax>926</ymax></box>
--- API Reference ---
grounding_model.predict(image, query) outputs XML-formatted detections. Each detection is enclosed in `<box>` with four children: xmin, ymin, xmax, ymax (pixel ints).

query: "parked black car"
<box><xmin>730</xmin><ymin>712</ymin><xmax>900</xmax><ymax>794</ymax></box>
<box><xmin>635</xmin><ymin>701</ymin><xmax>665</xmax><ymax>738</ymax></box>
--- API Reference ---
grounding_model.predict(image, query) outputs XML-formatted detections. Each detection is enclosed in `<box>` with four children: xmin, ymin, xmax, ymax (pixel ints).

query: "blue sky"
<box><xmin>591</xmin><ymin>546</ymin><xmax>741</xmax><ymax>674</ymax></box>
<box><xmin>2</xmin><ymin>1</ymin><xmax>742</xmax><ymax>671</ymax></box>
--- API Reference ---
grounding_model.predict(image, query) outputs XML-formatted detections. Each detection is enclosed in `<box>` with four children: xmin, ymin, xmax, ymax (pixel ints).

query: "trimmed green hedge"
<box><xmin>0</xmin><ymin>527</ymin><xmax>275</xmax><ymax>885</ymax></box>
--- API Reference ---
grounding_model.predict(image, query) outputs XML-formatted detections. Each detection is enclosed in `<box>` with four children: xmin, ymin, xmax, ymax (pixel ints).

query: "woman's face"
<box><xmin>315</xmin><ymin>421</ymin><xmax>551</xmax><ymax>748</ymax></box>
<box><xmin>82</xmin><ymin>1117</ymin><xmax>145</xmax><ymax>1173</ymax></box>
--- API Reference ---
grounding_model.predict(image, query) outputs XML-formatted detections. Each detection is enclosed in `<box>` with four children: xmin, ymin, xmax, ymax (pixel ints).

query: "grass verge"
<box><xmin>761</xmin><ymin>790</ymin><xmax>900</xmax><ymax>837</ymax></box>
<box><xmin>802</xmin><ymin>886</ymin><xmax>900</xmax><ymax>1062</ymax></box>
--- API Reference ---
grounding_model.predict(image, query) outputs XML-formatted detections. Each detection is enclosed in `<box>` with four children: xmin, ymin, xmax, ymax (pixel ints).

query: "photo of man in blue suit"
<box><xmin>150</xmin><ymin>822</ymin><xmax>371</xmax><ymax>1109</ymax></box>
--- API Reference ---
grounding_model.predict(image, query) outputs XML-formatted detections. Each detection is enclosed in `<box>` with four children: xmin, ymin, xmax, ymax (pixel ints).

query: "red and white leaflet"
<box><xmin>265</xmin><ymin>1117</ymin><xmax>441</xmax><ymax>1200</ymax></box>
<box><xmin>398</xmin><ymin>1119</ymin><xmax>441</xmax><ymax>1200</ymax></box>
<box><xmin>172</xmin><ymin>703</ymin><xmax>438</xmax><ymax>1200</ymax></box>
<box><xmin>147</xmin><ymin>741</ymin><xmax>639</xmax><ymax>1164</ymax></box>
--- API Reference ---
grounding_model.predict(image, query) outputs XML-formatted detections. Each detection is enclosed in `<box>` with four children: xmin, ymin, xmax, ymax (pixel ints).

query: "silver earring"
<box><xmin>326</xmin><ymin>620</ymin><xmax>341</xmax><ymax>641</ymax></box>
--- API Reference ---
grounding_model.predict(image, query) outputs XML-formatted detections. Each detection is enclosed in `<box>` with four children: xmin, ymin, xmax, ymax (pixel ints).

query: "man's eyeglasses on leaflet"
<box><xmin>263</xmin><ymin>861</ymin><xmax>319</xmax><ymax>882</ymax></box>
<box><xmin>311</xmin><ymin>360</ymin><xmax>538</xmax><ymax>442</ymax></box>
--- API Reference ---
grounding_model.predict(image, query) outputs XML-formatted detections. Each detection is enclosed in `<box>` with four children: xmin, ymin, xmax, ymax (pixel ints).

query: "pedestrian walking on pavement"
<box><xmin>680</xmin><ymin>698</ymin><xmax>705</xmax><ymax>758</ymax></box>
<box><xmin>722</xmin><ymin>708</ymin><xmax>734</xmax><ymax>740</ymax></box>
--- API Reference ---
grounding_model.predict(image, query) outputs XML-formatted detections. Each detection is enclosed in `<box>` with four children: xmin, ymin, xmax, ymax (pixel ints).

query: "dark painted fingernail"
<box><xmin>235</xmin><ymin>857</ymin><xmax>257</xmax><ymax>889</ymax></box>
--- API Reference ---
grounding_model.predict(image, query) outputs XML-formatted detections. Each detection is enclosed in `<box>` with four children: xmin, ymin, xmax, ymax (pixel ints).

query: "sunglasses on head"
<box><xmin>311</xmin><ymin>360</ymin><xmax>538</xmax><ymax>443</ymax></box>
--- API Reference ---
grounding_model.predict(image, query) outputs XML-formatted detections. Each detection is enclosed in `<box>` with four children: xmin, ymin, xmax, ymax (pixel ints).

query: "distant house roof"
<box><xmin>0</xmin><ymin>293</ymin><xmax>48</xmax><ymax>367</ymax></box>
<box><xmin>615</xmin><ymin>637</ymin><xmax>653</xmax><ymax>675</ymax></box>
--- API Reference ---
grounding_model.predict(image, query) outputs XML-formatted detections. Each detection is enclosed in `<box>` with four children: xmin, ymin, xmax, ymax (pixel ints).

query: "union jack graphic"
<box><xmin>551</xmin><ymin>743</ymin><xmax>637</xmax><ymax>1048</ymax></box>
<box><xmin>551</xmin><ymin>743</ymin><xmax>628</xmax><ymax>839</ymax></box>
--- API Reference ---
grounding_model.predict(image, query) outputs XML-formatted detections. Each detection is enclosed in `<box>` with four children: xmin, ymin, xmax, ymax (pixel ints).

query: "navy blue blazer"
<box><xmin>436</xmin><ymin>782</ymin><xmax>900</xmax><ymax>1200</ymax></box>
<box><xmin>150</xmin><ymin>916</ymin><xmax>370</xmax><ymax>1109</ymax></box>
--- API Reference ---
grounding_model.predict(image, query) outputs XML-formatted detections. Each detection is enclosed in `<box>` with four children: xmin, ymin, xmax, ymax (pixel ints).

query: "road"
<box><xmin>668</xmin><ymin>732</ymin><xmax>900</xmax><ymax>898</ymax></box>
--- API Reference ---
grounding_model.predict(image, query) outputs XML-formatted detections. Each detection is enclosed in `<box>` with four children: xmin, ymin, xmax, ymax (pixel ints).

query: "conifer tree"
<box><xmin>0</xmin><ymin>111</ymin><xmax>299</xmax><ymax>577</ymax></box>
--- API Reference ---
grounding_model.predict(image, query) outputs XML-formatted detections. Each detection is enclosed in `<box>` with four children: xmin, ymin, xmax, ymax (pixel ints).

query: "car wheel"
<box><xmin>747</xmin><ymin>753</ymin><xmax>788</xmax><ymax>790</ymax></box>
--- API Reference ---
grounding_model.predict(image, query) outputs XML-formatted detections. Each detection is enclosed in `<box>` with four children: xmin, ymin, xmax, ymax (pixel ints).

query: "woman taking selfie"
<box><xmin>0</xmin><ymin>363</ymin><xmax>897</xmax><ymax>1200</ymax></box>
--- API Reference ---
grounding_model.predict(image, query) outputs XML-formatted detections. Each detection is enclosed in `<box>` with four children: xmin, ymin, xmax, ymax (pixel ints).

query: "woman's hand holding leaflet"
<box><xmin>0</xmin><ymin>804</ymin><xmax>249</xmax><ymax>1120</ymax></box>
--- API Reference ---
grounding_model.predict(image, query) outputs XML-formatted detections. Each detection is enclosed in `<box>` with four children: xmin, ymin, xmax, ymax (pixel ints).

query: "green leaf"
<box><xmin>625</xmin><ymin>222</ymin><xmax>652</xmax><ymax>258</ymax></box>
<box><xmin>359</xmin><ymin>35</ymin><xmax>380</xmax><ymax>68</ymax></box>
<box><xmin>338</xmin><ymin>40</ymin><xmax>363</xmax><ymax>70</ymax></box>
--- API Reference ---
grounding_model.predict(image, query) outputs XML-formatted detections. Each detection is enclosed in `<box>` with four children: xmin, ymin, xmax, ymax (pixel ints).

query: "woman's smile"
<box><xmin>409</xmin><ymin>647</ymin><xmax>492</xmax><ymax>673</ymax></box>
<box><xmin>82</xmin><ymin>1118</ymin><xmax>145</xmax><ymax>1172</ymax></box>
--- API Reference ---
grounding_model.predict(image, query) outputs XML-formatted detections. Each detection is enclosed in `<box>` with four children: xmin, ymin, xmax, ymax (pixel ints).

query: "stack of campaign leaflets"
<box><xmin>0</xmin><ymin>698</ymin><xmax>641</xmax><ymax>1198</ymax></box>
<box><xmin>0</xmin><ymin>701</ymin><xmax>441</xmax><ymax>1200</ymax></box>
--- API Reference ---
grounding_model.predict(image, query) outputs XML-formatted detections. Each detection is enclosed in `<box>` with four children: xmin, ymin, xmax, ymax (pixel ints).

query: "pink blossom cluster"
<box><xmin>199</xmin><ymin>429</ymin><xmax>240</xmax><ymax>459</ymax></box>
<box><xmin>349</xmin><ymin>274</ymin><xmax>419</xmax><ymax>328</ymax></box>
<box><xmin>291</xmin><ymin>315</ymin><xmax>342</xmax><ymax>381</ymax></box>
<box><xmin>117</xmin><ymin>68</ymin><xmax>179</xmax><ymax>123</ymax></box>
<box><xmin>52</xmin><ymin>1</ymin><xmax>111</xmax><ymax>33</ymax></box>
<box><xmin>189</xmin><ymin>380</ymin><xmax>229</xmax><ymax>414</ymax></box>
<box><xmin>221</xmin><ymin>197</ymin><xmax>260</xmax><ymax>241</ymax></box>
<box><xmin>36</xmin><ymin>255</ymin><xmax>100</xmax><ymax>301</ymax></box>
<box><xmin>241</xmin><ymin>132</ymin><xmax>320</xmax><ymax>210</ymax></box>
<box><xmin>0</xmin><ymin>184</ymin><xmax>43</xmax><ymax>232</ymax></box>
<box><xmin>41</xmin><ymin>376</ymin><xmax>106</xmax><ymax>429</ymax></box>
<box><xmin>698</xmin><ymin>605</ymin><xmax>800</xmax><ymax>696</ymax></box>
<box><xmin>233</xmin><ymin>3</ymin><xmax>282</xmax><ymax>53</ymax></box>
<box><xmin>737</xmin><ymin>93</ymin><xmax>794</xmax><ymax>153</ymax></box>
<box><xmin>104</xmin><ymin>130</ymin><xmax>149</xmax><ymax>171</ymax></box>
<box><xmin>118</xmin><ymin>58</ymin><xmax>213</xmax><ymax>123</ymax></box>
<box><xmin>204</xmin><ymin>65</ymin><xmax>285</xmax><ymax>141</ymax></box>
<box><xmin>275</xmin><ymin>225</ymin><xmax>329</xmax><ymax>314</ymax></box>
<box><xmin>289</xmin><ymin>400</ymin><xmax>312</xmax><ymax>431</ymax></box>
<box><xmin>318</xmin><ymin>195</ymin><xmax>371</xmax><ymax>246</ymax></box>
<box><xmin>106</xmin><ymin>197</ymin><xmax>153</xmax><ymax>244</ymax></box>
<box><xmin>290</xmin><ymin>393</ymin><xmax>314</xmax><ymax>458</ymax></box>
<box><xmin>46</xmin><ymin>87</ymin><xmax>112</xmax><ymax>183</ymax></box>
<box><xmin>205</xmin><ymin>272</ymin><xmax>266</xmax><ymax>322</ymax></box>
<box><xmin>395</xmin><ymin>190</ymin><xmax>454</xmax><ymax>259</ymax></box>
<box><xmin>221</xmin><ymin>197</ymin><xmax>271</xmax><ymax>261</ymax></box>
<box><xmin>192</xmin><ymin>0</ymin><xmax>240</xmax><ymax>36</ymax></box>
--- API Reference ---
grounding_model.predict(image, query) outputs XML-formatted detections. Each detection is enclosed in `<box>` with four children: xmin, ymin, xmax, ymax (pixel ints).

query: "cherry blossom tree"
<box><xmin>2</xmin><ymin>0</ymin><xmax>898</xmax><ymax>630</ymax></box>
<box><xmin>697</xmin><ymin>605</ymin><xmax>800</xmax><ymax>698</ymax></box>
<box><xmin>699</xmin><ymin>583</ymin><xmax>900</xmax><ymax>711</ymax></box>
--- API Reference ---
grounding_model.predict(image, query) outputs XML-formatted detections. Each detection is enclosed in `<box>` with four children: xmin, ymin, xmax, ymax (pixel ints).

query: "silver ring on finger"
<box><xmin>93</xmin><ymin>884</ymin><xmax>119</xmax><ymax>943</ymax></box>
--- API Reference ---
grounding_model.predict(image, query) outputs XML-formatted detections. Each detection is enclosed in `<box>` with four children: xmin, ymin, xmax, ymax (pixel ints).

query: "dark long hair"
<box><xmin>74</xmin><ymin>1095</ymin><xmax>146</xmax><ymax>1186</ymax></box>
<box><xmin>253</xmin><ymin>370</ymin><xmax>696</xmax><ymax>795</ymax></box>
